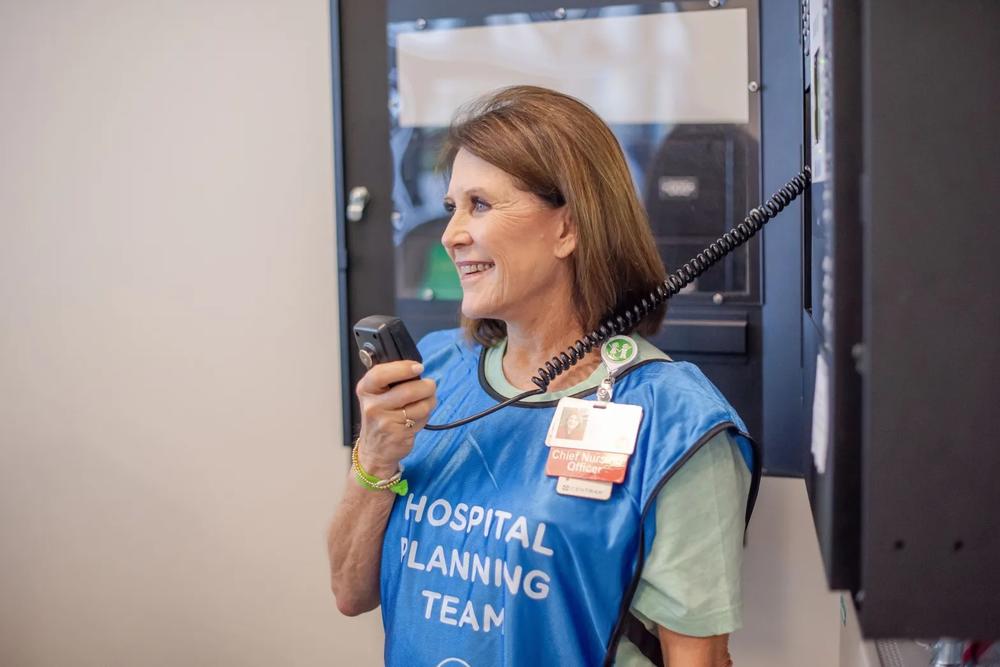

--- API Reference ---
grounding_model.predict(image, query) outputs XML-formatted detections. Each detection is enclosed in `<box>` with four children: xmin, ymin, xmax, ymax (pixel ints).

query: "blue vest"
<box><xmin>380</xmin><ymin>329</ymin><xmax>758</xmax><ymax>666</ymax></box>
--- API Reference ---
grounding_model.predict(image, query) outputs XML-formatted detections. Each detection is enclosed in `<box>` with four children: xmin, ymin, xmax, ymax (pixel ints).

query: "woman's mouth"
<box><xmin>457</xmin><ymin>262</ymin><xmax>495</xmax><ymax>281</ymax></box>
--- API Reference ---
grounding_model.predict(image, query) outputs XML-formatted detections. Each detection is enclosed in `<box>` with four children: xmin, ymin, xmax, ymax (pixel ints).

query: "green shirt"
<box><xmin>483</xmin><ymin>337</ymin><xmax>749</xmax><ymax>663</ymax></box>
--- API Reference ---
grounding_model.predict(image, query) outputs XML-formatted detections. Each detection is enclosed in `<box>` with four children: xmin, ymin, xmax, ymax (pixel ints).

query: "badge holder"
<box><xmin>545</xmin><ymin>336</ymin><xmax>644</xmax><ymax>500</ymax></box>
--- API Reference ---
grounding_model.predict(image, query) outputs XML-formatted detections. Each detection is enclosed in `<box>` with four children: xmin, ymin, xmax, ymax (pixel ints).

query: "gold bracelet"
<box><xmin>351</xmin><ymin>439</ymin><xmax>408</xmax><ymax>496</ymax></box>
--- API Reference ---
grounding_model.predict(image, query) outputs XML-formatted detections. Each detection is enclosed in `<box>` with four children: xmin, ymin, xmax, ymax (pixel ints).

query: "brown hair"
<box><xmin>441</xmin><ymin>85</ymin><xmax>666</xmax><ymax>347</ymax></box>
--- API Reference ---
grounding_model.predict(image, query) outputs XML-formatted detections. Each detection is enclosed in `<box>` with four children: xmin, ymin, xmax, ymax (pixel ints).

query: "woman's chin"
<box><xmin>460</xmin><ymin>299</ymin><xmax>499</xmax><ymax>322</ymax></box>
<box><xmin>461</xmin><ymin>306</ymin><xmax>489</xmax><ymax>321</ymax></box>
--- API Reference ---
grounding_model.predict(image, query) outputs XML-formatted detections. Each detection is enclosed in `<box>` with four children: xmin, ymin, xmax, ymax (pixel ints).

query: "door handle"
<box><xmin>346</xmin><ymin>186</ymin><xmax>371</xmax><ymax>222</ymax></box>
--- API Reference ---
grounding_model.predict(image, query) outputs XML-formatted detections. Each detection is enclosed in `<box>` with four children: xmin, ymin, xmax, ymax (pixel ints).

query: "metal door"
<box><xmin>332</xmin><ymin>0</ymin><xmax>803</xmax><ymax>472</ymax></box>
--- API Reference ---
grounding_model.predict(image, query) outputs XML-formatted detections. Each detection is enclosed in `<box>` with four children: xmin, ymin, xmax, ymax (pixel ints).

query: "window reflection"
<box><xmin>387</xmin><ymin>2</ymin><xmax>759</xmax><ymax>303</ymax></box>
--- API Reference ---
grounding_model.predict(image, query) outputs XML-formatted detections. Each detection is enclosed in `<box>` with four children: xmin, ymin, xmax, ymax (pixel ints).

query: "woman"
<box><xmin>328</xmin><ymin>86</ymin><xmax>757</xmax><ymax>667</ymax></box>
<box><xmin>556</xmin><ymin>408</ymin><xmax>588</xmax><ymax>441</ymax></box>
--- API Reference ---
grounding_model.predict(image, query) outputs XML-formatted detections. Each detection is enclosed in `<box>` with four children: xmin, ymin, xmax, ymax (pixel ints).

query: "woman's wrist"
<box><xmin>355</xmin><ymin>438</ymin><xmax>402</xmax><ymax>479</ymax></box>
<box><xmin>352</xmin><ymin>438</ymin><xmax>408</xmax><ymax>496</ymax></box>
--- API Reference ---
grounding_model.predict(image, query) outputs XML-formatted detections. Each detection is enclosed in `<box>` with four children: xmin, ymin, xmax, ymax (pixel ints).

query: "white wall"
<box><xmin>0</xmin><ymin>1</ymin><xmax>384</xmax><ymax>664</ymax></box>
<box><xmin>731</xmin><ymin>477</ymin><xmax>842</xmax><ymax>667</ymax></box>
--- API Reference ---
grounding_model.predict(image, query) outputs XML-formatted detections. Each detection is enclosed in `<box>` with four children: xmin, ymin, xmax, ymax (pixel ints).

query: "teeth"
<box><xmin>460</xmin><ymin>263</ymin><xmax>494</xmax><ymax>275</ymax></box>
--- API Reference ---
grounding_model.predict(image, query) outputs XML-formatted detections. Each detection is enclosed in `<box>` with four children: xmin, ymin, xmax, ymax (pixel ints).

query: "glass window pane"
<box><xmin>387</xmin><ymin>3</ymin><xmax>760</xmax><ymax>305</ymax></box>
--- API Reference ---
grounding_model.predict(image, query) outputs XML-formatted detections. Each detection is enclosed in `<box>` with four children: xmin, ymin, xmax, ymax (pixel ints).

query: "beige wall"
<box><xmin>731</xmin><ymin>477</ymin><xmax>842</xmax><ymax>667</ymax></box>
<box><xmin>0</xmin><ymin>1</ymin><xmax>383</xmax><ymax>665</ymax></box>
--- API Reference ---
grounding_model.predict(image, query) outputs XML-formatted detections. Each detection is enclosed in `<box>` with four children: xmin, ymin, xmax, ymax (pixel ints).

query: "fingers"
<box><xmin>400</xmin><ymin>395</ymin><xmax>436</xmax><ymax>425</ymax></box>
<box><xmin>368</xmin><ymin>377</ymin><xmax>435</xmax><ymax>408</ymax></box>
<box><xmin>354</xmin><ymin>370</ymin><xmax>437</xmax><ymax>470</ymax></box>
<box><xmin>357</xmin><ymin>361</ymin><xmax>425</xmax><ymax>396</ymax></box>
<box><xmin>360</xmin><ymin>378</ymin><xmax>435</xmax><ymax>421</ymax></box>
<box><xmin>356</xmin><ymin>359</ymin><xmax>436</xmax><ymax>436</ymax></box>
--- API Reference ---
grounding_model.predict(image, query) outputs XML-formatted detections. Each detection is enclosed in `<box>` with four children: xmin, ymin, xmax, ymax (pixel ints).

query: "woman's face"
<box><xmin>566</xmin><ymin>412</ymin><xmax>582</xmax><ymax>431</ymax></box>
<box><xmin>442</xmin><ymin>149</ymin><xmax>576</xmax><ymax>325</ymax></box>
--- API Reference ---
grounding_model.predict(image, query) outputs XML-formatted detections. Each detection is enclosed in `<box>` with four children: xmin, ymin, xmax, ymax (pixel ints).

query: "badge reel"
<box><xmin>545</xmin><ymin>336</ymin><xmax>644</xmax><ymax>500</ymax></box>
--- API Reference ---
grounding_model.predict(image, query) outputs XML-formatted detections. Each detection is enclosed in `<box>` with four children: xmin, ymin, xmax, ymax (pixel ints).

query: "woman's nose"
<box><xmin>441</xmin><ymin>212</ymin><xmax>472</xmax><ymax>251</ymax></box>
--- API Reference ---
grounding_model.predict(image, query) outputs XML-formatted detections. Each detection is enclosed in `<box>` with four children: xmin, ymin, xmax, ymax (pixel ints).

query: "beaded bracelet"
<box><xmin>351</xmin><ymin>439</ymin><xmax>408</xmax><ymax>496</ymax></box>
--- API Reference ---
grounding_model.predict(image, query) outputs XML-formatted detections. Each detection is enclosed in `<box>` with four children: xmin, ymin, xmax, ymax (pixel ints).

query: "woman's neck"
<box><xmin>501</xmin><ymin>304</ymin><xmax>602</xmax><ymax>393</ymax></box>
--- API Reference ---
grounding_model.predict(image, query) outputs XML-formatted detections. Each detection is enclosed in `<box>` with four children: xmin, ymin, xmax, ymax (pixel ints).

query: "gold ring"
<box><xmin>402</xmin><ymin>407</ymin><xmax>415</xmax><ymax>429</ymax></box>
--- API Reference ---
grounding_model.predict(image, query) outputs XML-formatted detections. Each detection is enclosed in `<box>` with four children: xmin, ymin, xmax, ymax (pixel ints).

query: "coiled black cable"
<box><xmin>424</xmin><ymin>166</ymin><xmax>811</xmax><ymax>430</ymax></box>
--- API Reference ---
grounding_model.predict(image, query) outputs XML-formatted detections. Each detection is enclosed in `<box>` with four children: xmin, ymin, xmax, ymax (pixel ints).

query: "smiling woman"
<box><xmin>328</xmin><ymin>86</ymin><xmax>754</xmax><ymax>667</ymax></box>
<box><xmin>439</xmin><ymin>86</ymin><xmax>667</xmax><ymax>355</ymax></box>
<box><xmin>441</xmin><ymin>148</ymin><xmax>581</xmax><ymax>377</ymax></box>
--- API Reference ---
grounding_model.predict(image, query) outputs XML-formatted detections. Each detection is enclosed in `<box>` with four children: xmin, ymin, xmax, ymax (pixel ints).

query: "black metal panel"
<box><xmin>338</xmin><ymin>0</ymin><xmax>395</xmax><ymax>443</ymax></box>
<box><xmin>650</xmin><ymin>317</ymin><xmax>747</xmax><ymax>356</ymax></box>
<box><xmin>329</xmin><ymin>0</ymin><xmax>352</xmax><ymax>447</ymax></box>
<box><xmin>666</xmin><ymin>306</ymin><xmax>764</xmax><ymax>453</ymax></box>
<box><xmin>858</xmin><ymin>0</ymin><xmax>1000</xmax><ymax>639</ymax></box>
<box><xmin>801</xmin><ymin>0</ymin><xmax>864</xmax><ymax>594</ymax></box>
<box><xmin>759</xmin><ymin>0</ymin><xmax>808</xmax><ymax>475</ymax></box>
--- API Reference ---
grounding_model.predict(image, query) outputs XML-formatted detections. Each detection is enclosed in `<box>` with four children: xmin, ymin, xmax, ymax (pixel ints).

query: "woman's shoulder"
<box><xmin>416</xmin><ymin>327</ymin><xmax>466</xmax><ymax>355</ymax></box>
<box><xmin>416</xmin><ymin>328</ymin><xmax>481</xmax><ymax>376</ymax></box>
<box><xmin>645</xmin><ymin>359</ymin><xmax>725</xmax><ymax>397</ymax></box>
<box><xmin>627</xmin><ymin>342</ymin><xmax>727</xmax><ymax>398</ymax></box>
<box><xmin>625</xmin><ymin>356</ymin><xmax>745</xmax><ymax>430</ymax></box>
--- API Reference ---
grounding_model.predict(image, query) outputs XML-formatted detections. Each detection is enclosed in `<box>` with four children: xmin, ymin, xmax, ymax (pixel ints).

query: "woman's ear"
<box><xmin>553</xmin><ymin>207</ymin><xmax>577</xmax><ymax>259</ymax></box>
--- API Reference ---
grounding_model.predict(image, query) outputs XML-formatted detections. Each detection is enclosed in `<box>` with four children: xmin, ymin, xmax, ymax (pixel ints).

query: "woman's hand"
<box><xmin>327</xmin><ymin>361</ymin><xmax>436</xmax><ymax>617</ymax></box>
<box><xmin>355</xmin><ymin>361</ymin><xmax>437</xmax><ymax>478</ymax></box>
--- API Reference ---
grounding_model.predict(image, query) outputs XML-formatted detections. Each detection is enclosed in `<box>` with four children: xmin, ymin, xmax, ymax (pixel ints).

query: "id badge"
<box><xmin>545</xmin><ymin>335</ymin><xmax>644</xmax><ymax>500</ymax></box>
<box><xmin>545</xmin><ymin>397</ymin><xmax>643</xmax><ymax>455</ymax></box>
<box><xmin>546</xmin><ymin>397</ymin><xmax>643</xmax><ymax>500</ymax></box>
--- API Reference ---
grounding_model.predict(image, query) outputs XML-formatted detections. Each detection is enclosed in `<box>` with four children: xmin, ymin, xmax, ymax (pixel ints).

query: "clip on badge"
<box><xmin>545</xmin><ymin>335</ymin><xmax>644</xmax><ymax>500</ymax></box>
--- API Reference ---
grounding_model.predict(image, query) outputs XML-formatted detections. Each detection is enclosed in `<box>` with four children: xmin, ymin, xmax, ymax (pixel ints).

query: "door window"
<box><xmin>385</xmin><ymin>2</ymin><xmax>761</xmax><ymax>338</ymax></box>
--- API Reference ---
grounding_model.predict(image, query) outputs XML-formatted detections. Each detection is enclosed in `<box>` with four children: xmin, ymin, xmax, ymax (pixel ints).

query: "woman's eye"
<box><xmin>472</xmin><ymin>197</ymin><xmax>491</xmax><ymax>213</ymax></box>
<box><xmin>443</xmin><ymin>201</ymin><xmax>456</xmax><ymax>214</ymax></box>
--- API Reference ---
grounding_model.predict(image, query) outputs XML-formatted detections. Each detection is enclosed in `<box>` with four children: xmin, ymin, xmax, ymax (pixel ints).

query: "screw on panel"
<box><xmin>712</xmin><ymin>293</ymin><xmax>725</xmax><ymax>305</ymax></box>
<box><xmin>851</xmin><ymin>343</ymin><xmax>866</xmax><ymax>373</ymax></box>
<box><xmin>415</xmin><ymin>17</ymin><xmax>428</xmax><ymax>30</ymax></box>
<box><xmin>554</xmin><ymin>7</ymin><xmax>567</xmax><ymax>19</ymax></box>
<box><xmin>748</xmin><ymin>81</ymin><xmax>760</xmax><ymax>93</ymax></box>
